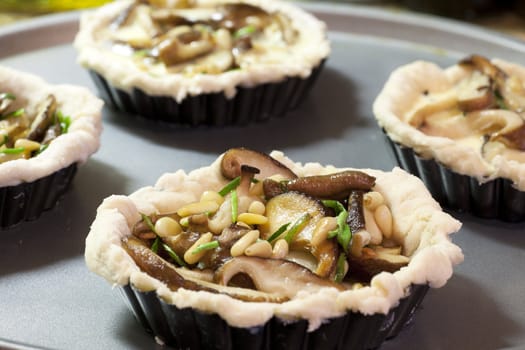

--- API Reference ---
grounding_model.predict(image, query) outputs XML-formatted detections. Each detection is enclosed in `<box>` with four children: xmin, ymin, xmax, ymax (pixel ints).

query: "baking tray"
<box><xmin>0</xmin><ymin>3</ymin><xmax>524</xmax><ymax>350</ymax></box>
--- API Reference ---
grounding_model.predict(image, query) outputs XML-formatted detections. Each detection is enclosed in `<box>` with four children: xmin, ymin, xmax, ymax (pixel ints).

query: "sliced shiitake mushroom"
<box><xmin>493</xmin><ymin>123</ymin><xmax>525</xmax><ymax>151</ymax></box>
<box><xmin>261</xmin><ymin>191</ymin><xmax>338</xmax><ymax>278</ymax></box>
<box><xmin>263</xmin><ymin>171</ymin><xmax>376</xmax><ymax>200</ymax></box>
<box><xmin>456</xmin><ymin>70</ymin><xmax>496</xmax><ymax>112</ymax></box>
<box><xmin>27</xmin><ymin>94</ymin><xmax>58</xmax><ymax>142</ymax></box>
<box><xmin>220</xmin><ymin>147</ymin><xmax>297</xmax><ymax>181</ymax></box>
<box><xmin>214</xmin><ymin>256</ymin><xmax>344</xmax><ymax>299</ymax></box>
<box><xmin>346</xmin><ymin>245</ymin><xmax>409</xmax><ymax>283</ymax></box>
<box><xmin>156</xmin><ymin>27</ymin><xmax>214</xmax><ymax>66</ymax></box>
<box><xmin>122</xmin><ymin>236</ymin><xmax>287</xmax><ymax>302</ymax></box>
<box><xmin>460</xmin><ymin>54</ymin><xmax>525</xmax><ymax>112</ymax></box>
<box><xmin>347</xmin><ymin>190</ymin><xmax>365</xmax><ymax>234</ymax></box>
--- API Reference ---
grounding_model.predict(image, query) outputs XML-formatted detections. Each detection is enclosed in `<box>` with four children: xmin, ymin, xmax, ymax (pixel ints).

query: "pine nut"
<box><xmin>230</xmin><ymin>230</ymin><xmax>259</xmax><ymax>257</ymax></box>
<box><xmin>177</xmin><ymin>200</ymin><xmax>219</xmax><ymax>217</ymax></box>
<box><xmin>184</xmin><ymin>232</ymin><xmax>213</xmax><ymax>265</ymax></box>
<box><xmin>374</xmin><ymin>204</ymin><xmax>393</xmax><ymax>239</ymax></box>
<box><xmin>248</xmin><ymin>201</ymin><xmax>266</xmax><ymax>215</ymax></box>
<box><xmin>14</xmin><ymin>138</ymin><xmax>41</xmax><ymax>152</ymax></box>
<box><xmin>154</xmin><ymin>216</ymin><xmax>182</xmax><ymax>238</ymax></box>
<box><xmin>363</xmin><ymin>191</ymin><xmax>384</xmax><ymax>211</ymax></box>
<box><xmin>237</xmin><ymin>213</ymin><xmax>268</xmax><ymax>225</ymax></box>
<box><xmin>271</xmin><ymin>239</ymin><xmax>289</xmax><ymax>259</ymax></box>
<box><xmin>245</xmin><ymin>240</ymin><xmax>273</xmax><ymax>258</ymax></box>
<box><xmin>200</xmin><ymin>191</ymin><xmax>224</xmax><ymax>206</ymax></box>
<box><xmin>364</xmin><ymin>208</ymin><xmax>382</xmax><ymax>245</ymax></box>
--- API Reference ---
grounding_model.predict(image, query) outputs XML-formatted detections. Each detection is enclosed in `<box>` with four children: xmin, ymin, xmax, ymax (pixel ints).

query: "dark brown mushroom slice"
<box><xmin>346</xmin><ymin>246</ymin><xmax>409</xmax><ymax>283</ymax></box>
<box><xmin>214</xmin><ymin>256</ymin><xmax>344</xmax><ymax>300</ymax></box>
<box><xmin>27</xmin><ymin>94</ymin><xmax>58</xmax><ymax>142</ymax></box>
<box><xmin>122</xmin><ymin>235</ymin><xmax>208</xmax><ymax>292</ymax></box>
<box><xmin>262</xmin><ymin>178</ymin><xmax>286</xmax><ymax>199</ymax></box>
<box><xmin>284</xmin><ymin>171</ymin><xmax>376</xmax><ymax>200</ymax></box>
<box><xmin>456</xmin><ymin>70</ymin><xmax>496</xmax><ymax>112</ymax></box>
<box><xmin>198</xmin><ymin>224</ymin><xmax>251</xmax><ymax>270</ymax></box>
<box><xmin>220</xmin><ymin>147</ymin><xmax>297</xmax><ymax>181</ymax></box>
<box><xmin>162</xmin><ymin>231</ymin><xmax>201</xmax><ymax>262</ymax></box>
<box><xmin>122</xmin><ymin>236</ymin><xmax>287</xmax><ymax>302</ymax></box>
<box><xmin>460</xmin><ymin>54</ymin><xmax>525</xmax><ymax>111</ymax></box>
<box><xmin>156</xmin><ymin>29</ymin><xmax>214</xmax><ymax>66</ymax></box>
<box><xmin>494</xmin><ymin>123</ymin><xmax>525</xmax><ymax>151</ymax></box>
<box><xmin>347</xmin><ymin>190</ymin><xmax>365</xmax><ymax>234</ymax></box>
<box><xmin>261</xmin><ymin>191</ymin><xmax>338</xmax><ymax>278</ymax></box>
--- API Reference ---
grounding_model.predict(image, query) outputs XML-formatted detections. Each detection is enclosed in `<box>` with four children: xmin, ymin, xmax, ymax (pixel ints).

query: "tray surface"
<box><xmin>0</xmin><ymin>3</ymin><xmax>524</xmax><ymax>349</ymax></box>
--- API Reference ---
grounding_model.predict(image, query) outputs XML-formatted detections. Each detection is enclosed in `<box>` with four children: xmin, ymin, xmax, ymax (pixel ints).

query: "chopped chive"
<box><xmin>0</xmin><ymin>147</ymin><xmax>25</xmax><ymax>155</ymax></box>
<box><xmin>284</xmin><ymin>213</ymin><xmax>311</xmax><ymax>244</ymax></box>
<box><xmin>140</xmin><ymin>213</ymin><xmax>157</xmax><ymax>234</ymax></box>
<box><xmin>231</xmin><ymin>189</ymin><xmax>238</xmax><ymax>223</ymax></box>
<box><xmin>1</xmin><ymin>108</ymin><xmax>24</xmax><ymax>120</ymax></box>
<box><xmin>334</xmin><ymin>253</ymin><xmax>347</xmax><ymax>283</ymax></box>
<box><xmin>191</xmin><ymin>240</ymin><xmax>219</xmax><ymax>255</ymax></box>
<box><xmin>322</xmin><ymin>200</ymin><xmax>352</xmax><ymax>253</ymax></box>
<box><xmin>56</xmin><ymin>110</ymin><xmax>71</xmax><ymax>133</ymax></box>
<box><xmin>0</xmin><ymin>92</ymin><xmax>16</xmax><ymax>100</ymax></box>
<box><xmin>218</xmin><ymin>176</ymin><xmax>240</xmax><ymax>196</ymax></box>
<box><xmin>495</xmin><ymin>90</ymin><xmax>508</xmax><ymax>110</ymax></box>
<box><xmin>133</xmin><ymin>49</ymin><xmax>150</xmax><ymax>57</ymax></box>
<box><xmin>161</xmin><ymin>243</ymin><xmax>186</xmax><ymax>267</ymax></box>
<box><xmin>234</xmin><ymin>25</ymin><xmax>256</xmax><ymax>39</ymax></box>
<box><xmin>151</xmin><ymin>236</ymin><xmax>160</xmax><ymax>253</ymax></box>
<box><xmin>37</xmin><ymin>143</ymin><xmax>49</xmax><ymax>154</ymax></box>
<box><xmin>267</xmin><ymin>222</ymin><xmax>290</xmax><ymax>243</ymax></box>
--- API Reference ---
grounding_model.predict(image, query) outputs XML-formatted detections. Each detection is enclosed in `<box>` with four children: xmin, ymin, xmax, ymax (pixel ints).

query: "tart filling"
<box><xmin>74</xmin><ymin>0</ymin><xmax>330</xmax><ymax>101</ymax></box>
<box><xmin>85</xmin><ymin>148</ymin><xmax>462</xmax><ymax>331</ymax></box>
<box><xmin>374</xmin><ymin>55</ymin><xmax>525</xmax><ymax>191</ymax></box>
<box><xmin>0</xmin><ymin>65</ymin><xmax>103</xmax><ymax>187</ymax></box>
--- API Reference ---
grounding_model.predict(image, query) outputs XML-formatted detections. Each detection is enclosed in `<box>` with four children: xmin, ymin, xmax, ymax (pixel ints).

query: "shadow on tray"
<box><xmin>0</xmin><ymin>159</ymin><xmax>128</xmax><ymax>276</ymax></box>
<box><xmin>102</xmin><ymin>66</ymin><xmax>365</xmax><ymax>154</ymax></box>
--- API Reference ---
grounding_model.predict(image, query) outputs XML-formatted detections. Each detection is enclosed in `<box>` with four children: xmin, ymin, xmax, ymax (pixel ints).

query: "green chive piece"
<box><xmin>322</xmin><ymin>200</ymin><xmax>352</xmax><ymax>253</ymax></box>
<box><xmin>267</xmin><ymin>222</ymin><xmax>290</xmax><ymax>243</ymax></box>
<box><xmin>284</xmin><ymin>213</ymin><xmax>311</xmax><ymax>244</ymax></box>
<box><xmin>218</xmin><ymin>176</ymin><xmax>240</xmax><ymax>196</ymax></box>
<box><xmin>151</xmin><ymin>237</ymin><xmax>160</xmax><ymax>253</ymax></box>
<box><xmin>133</xmin><ymin>49</ymin><xmax>150</xmax><ymax>57</ymax></box>
<box><xmin>57</xmin><ymin>110</ymin><xmax>71</xmax><ymax>134</ymax></box>
<box><xmin>0</xmin><ymin>147</ymin><xmax>25</xmax><ymax>155</ymax></box>
<box><xmin>140</xmin><ymin>213</ymin><xmax>157</xmax><ymax>234</ymax></box>
<box><xmin>334</xmin><ymin>253</ymin><xmax>347</xmax><ymax>283</ymax></box>
<box><xmin>37</xmin><ymin>143</ymin><xmax>49</xmax><ymax>154</ymax></box>
<box><xmin>0</xmin><ymin>92</ymin><xmax>16</xmax><ymax>100</ymax></box>
<box><xmin>191</xmin><ymin>240</ymin><xmax>219</xmax><ymax>255</ymax></box>
<box><xmin>231</xmin><ymin>189</ymin><xmax>238</xmax><ymax>223</ymax></box>
<box><xmin>161</xmin><ymin>243</ymin><xmax>186</xmax><ymax>267</ymax></box>
<box><xmin>234</xmin><ymin>25</ymin><xmax>256</xmax><ymax>39</ymax></box>
<box><xmin>3</xmin><ymin>108</ymin><xmax>24</xmax><ymax>119</ymax></box>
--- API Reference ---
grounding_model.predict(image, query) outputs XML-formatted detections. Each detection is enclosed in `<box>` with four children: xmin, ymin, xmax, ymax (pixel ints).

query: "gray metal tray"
<box><xmin>0</xmin><ymin>3</ymin><xmax>524</xmax><ymax>349</ymax></box>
